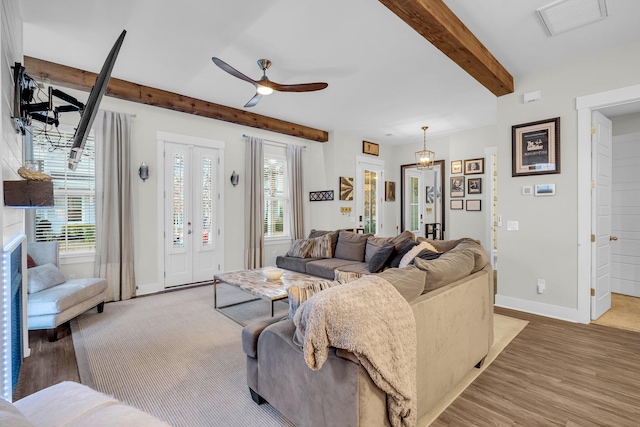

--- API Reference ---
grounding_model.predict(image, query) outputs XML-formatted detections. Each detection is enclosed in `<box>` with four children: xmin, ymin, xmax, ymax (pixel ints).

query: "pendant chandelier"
<box><xmin>415</xmin><ymin>125</ymin><xmax>435</xmax><ymax>170</ymax></box>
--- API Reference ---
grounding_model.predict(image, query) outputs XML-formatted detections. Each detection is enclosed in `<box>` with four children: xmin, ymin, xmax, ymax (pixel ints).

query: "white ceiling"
<box><xmin>19</xmin><ymin>0</ymin><xmax>640</xmax><ymax>145</ymax></box>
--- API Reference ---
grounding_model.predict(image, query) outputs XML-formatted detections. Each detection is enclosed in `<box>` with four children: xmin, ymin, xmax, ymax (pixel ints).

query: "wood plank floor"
<box><xmin>14</xmin><ymin>308</ymin><xmax>640</xmax><ymax>426</ymax></box>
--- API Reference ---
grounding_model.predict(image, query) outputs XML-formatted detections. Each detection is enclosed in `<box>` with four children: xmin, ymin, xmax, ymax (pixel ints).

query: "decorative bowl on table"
<box><xmin>263</xmin><ymin>267</ymin><xmax>284</xmax><ymax>281</ymax></box>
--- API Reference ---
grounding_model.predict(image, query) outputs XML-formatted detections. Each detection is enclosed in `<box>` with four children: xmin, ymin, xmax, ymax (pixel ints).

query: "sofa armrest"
<box><xmin>242</xmin><ymin>316</ymin><xmax>286</xmax><ymax>358</ymax></box>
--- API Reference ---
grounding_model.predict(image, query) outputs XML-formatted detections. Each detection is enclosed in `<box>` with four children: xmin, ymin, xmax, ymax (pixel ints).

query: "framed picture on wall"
<box><xmin>464</xmin><ymin>158</ymin><xmax>484</xmax><ymax>175</ymax></box>
<box><xmin>451</xmin><ymin>160</ymin><xmax>462</xmax><ymax>174</ymax></box>
<box><xmin>466</xmin><ymin>200</ymin><xmax>481</xmax><ymax>211</ymax></box>
<box><xmin>467</xmin><ymin>178</ymin><xmax>482</xmax><ymax>194</ymax></box>
<box><xmin>512</xmin><ymin>117</ymin><xmax>560</xmax><ymax>177</ymax></box>
<box><xmin>339</xmin><ymin>176</ymin><xmax>354</xmax><ymax>200</ymax></box>
<box><xmin>385</xmin><ymin>181</ymin><xmax>396</xmax><ymax>201</ymax></box>
<box><xmin>450</xmin><ymin>200</ymin><xmax>463</xmax><ymax>210</ymax></box>
<box><xmin>426</xmin><ymin>186</ymin><xmax>434</xmax><ymax>203</ymax></box>
<box><xmin>450</xmin><ymin>176</ymin><xmax>465</xmax><ymax>198</ymax></box>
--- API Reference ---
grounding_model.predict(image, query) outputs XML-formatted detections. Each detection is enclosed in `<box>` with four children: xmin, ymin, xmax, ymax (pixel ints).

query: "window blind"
<box><xmin>263</xmin><ymin>155</ymin><xmax>289</xmax><ymax>238</ymax></box>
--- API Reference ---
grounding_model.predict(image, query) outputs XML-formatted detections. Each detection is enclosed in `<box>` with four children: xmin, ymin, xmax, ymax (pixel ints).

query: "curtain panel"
<box><xmin>245</xmin><ymin>137</ymin><xmax>264</xmax><ymax>269</ymax></box>
<box><xmin>287</xmin><ymin>144</ymin><xmax>305</xmax><ymax>240</ymax></box>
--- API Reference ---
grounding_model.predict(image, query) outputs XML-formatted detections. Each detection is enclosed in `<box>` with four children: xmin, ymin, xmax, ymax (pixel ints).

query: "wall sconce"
<box><xmin>230</xmin><ymin>171</ymin><xmax>239</xmax><ymax>187</ymax></box>
<box><xmin>138</xmin><ymin>162</ymin><xmax>149</xmax><ymax>182</ymax></box>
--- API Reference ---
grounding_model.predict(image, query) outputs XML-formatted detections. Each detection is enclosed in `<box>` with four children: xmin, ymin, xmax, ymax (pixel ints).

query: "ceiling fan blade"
<box><xmin>269</xmin><ymin>82</ymin><xmax>328</xmax><ymax>92</ymax></box>
<box><xmin>244</xmin><ymin>93</ymin><xmax>262</xmax><ymax>108</ymax></box>
<box><xmin>212</xmin><ymin>57</ymin><xmax>257</xmax><ymax>87</ymax></box>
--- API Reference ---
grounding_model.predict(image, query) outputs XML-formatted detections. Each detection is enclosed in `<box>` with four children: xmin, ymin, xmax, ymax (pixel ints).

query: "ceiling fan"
<box><xmin>212</xmin><ymin>57</ymin><xmax>328</xmax><ymax>108</ymax></box>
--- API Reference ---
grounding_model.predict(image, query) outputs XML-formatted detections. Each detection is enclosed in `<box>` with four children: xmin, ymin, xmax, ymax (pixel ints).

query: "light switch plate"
<box><xmin>507</xmin><ymin>221</ymin><xmax>519</xmax><ymax>231</ymax></box>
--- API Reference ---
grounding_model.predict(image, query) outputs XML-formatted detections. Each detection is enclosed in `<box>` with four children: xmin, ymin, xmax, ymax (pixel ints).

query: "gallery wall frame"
<box><xmin>466</xmin><ymin>199</ymin><xmax>481</xmax><ymax>211</ymax></box>
<box><xmin>450</xmin><ymin>176</ymin><xmax>465</xmax><ymax>198</ymax></box>
<box><xmin>512</xmin><ymin>117</ymin><xmax>561</xmax><ymax>177</ymax></box>
<box><xmin>339</xmin><ymin>176</ymin><xmax>354</xmax><ymax>200</ymax></box>
<box><xmin>362</xmin><ymin>140</ymin><xmax>379</xmax><ymax>156</ymax></box>
<box><xmin>450</xmin><ymin>199</ymin><xmax>463</xmax><ymax>210</ymax></box>
<box><xmin>385</xmin><ymin>181</ymin><xmax>396</xmax><ymax>201</ymax></box>
<box><xmin>451</xmin><ymin>160</ymin><xmax>462</xmax><ymax>174</ymax></box>
<box><xmin>467</xmin><ymin>177</ymin><xmax>482</xmax><ymax>194</ymax></box>
<box><xmin>464</xmin><ymin>158</ymin><xmax>484</xmax><ymax>175</ymax></box>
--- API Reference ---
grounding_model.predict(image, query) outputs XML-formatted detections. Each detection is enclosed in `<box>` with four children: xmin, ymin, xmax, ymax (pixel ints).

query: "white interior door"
<box><xmin>404</xmin><ymin>169</ymin><xmax>423</xmax><ymax>235</ymax></box>
<box><xmin>356</xmin><ymin>157</ymin><xmax>384</xmax><ymax>235</ymax></box>
<box><xmin>591</xmin><ymin>111</ymin><xmax>613</xmax><ymax>320</ymax></box>
<box><xmin>164</xmin><ymin>142</ymin><xmax>220</xmax><ymax>287</ymax></box>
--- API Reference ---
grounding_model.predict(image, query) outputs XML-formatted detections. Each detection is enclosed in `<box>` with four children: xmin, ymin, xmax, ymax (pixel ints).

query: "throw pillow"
<box><xmin>26</xmin><ymin>254</ymin><xmax>37</xmax><ymax>269</ymax></box>
<box><xmin>389</xmin><ymin>230</ymin><xmax>415</xmax><ymax>250</ymax></box>
<box><xmin>364</xmin><ymin>236</ymin><xmax>392</xmax><ymax>263</ymax></box>
<box><xmin>308</xmin><ymin>233</ymin><xmax>333</xmax><ymax>258</ymax></box>
<box><xmin>286</xmin><ymin>239</ymin><xmax>312</xmax><ymax>258</ymax></box>
<box><xmin>0</xmin><ymin>398</ymin><xmax>34</xmax><ymax>427</ymax></box>
<box><xmin>377</xmin><ymin>266</ymin><xmax>426</xmax><ymax>302</ymax></box>
<box><xmin>367</xmin><ymin>244</ymin><xmax>396</xmax><ymax>273</ymax></box>
<box><xmin>334</xmin><ymin>270</ymin><xmax>363</xmax><ymax>281</ymax></box>
<box><xmin>413</xmin><ymin>248</ymin><xmax>442</xmax><ymax>261</ymax></box>
<box><xmin>413</xmin><ymin>248</ymin><xmax>475</xmax><ymax>292</ymax></box>
<box><xmin>308</xmin><ymin>229</ymin><xmax>339</xmax><ymax>254</ymax></box>
<box><xmin>452</xmin><ymin>239</ymin><xmax>489</xmax><ymax>273</ymax></box>
<box><xmin>399</xmin><ymin>241</ymin><xmax>440</xmax><ymax>268</ymax></box>
<box><xmin>287</xmin><ymin>279</ymin><xmax>346</xmax><ymax>319</ymax></box>
<box><xmin>27</xmin><ymin>263</ymin><xmax>66</xmax><ymax>294</ymax></box>
<box><xmin>333</xmin><ymin>231</ymin><xmax>370</xmax><ymax>262</ymax></box>
<box><xmin>389</xmin><ymin>239</ymin><xmax>419</xmax><ymax>268</ymax></box>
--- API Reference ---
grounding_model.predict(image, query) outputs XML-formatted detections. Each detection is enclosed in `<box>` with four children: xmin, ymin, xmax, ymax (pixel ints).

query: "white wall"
<box><xmin>495</xmin><ymin>41</ymin><xmax>640</xmax><ymax>321</ymax></box>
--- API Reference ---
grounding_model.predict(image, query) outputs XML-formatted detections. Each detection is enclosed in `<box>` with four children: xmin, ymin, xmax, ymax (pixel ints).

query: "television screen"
<box><xmin>68</xmin><ymin>30</ymin><xmax>126</xmax><ymax>170</ymax></box>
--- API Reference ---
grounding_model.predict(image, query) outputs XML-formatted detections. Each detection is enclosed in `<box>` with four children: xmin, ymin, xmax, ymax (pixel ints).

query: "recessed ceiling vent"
<box><xmin>538</xmin><ymin>0</ymin><xmax>608</xmax><ymax>36</ymax></box>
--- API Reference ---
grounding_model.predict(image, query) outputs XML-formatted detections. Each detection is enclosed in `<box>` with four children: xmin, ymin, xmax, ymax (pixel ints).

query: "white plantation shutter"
<box><xmin>263</xmin><ymin>154</ymin><xmax>289</xmax><ymax>238</ymax></box>
<box><xmin>33</xmin><ymin>128</ymin><xmax>96</xmax><ymax>254</ymax></box>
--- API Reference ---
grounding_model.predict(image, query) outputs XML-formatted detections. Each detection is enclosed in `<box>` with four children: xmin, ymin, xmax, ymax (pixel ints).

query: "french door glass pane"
<box><xmin>201</xmin><ymin>156</ymin><xmax>214</xmax><ymax>246</ymax></box>
<box><xmin>172</xmin><ymin>153</ymin><xmax>185</xmax><ymax>248</ymax></box>
<box><xmin>364</xmin><ymin>169</ymin><xmax>377</xmax><ymax>234</ymax></box>
<box><xmin>410</xmin><ymin>176</ymin><xmax>419</xmax><ymax>231</ymax></box>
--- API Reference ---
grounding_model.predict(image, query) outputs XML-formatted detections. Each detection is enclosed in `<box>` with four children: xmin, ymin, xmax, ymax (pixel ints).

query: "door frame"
<box><xmin>355</xmin><ymin>155</ymin><xmax>385</xmax><ymax>235</ymax></box>
<box><xmin>576</xmin><ymin>83</ymin><xmax>640</xmax><ymax>324</ymax></box>
<box><xmin>156</xmin><ymin>131</ymin><xmax>225</xmax><ymax>290</ymax></box>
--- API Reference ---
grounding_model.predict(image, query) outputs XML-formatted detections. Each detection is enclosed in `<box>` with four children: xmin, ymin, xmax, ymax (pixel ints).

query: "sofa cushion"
<box><xmin>451</xmin><ymin>239</ymin><xmax>489</xmax><ymax>273</ymax></box>
<box><xmin>287</xmin><ymin>279</ymin><xmax>346</xmax><ymax>319</ymax></box>
<box><xmin>27</xmin><ymin>263</ymin><xmax>67</xmax><ymax>294</ymax></box>
<box><xmin>306</xmin><ymin>258</ymin><xmax>362</xmax><ymax>279</ymax></box>
<box><xmin>0</xmin><ymin>398</ymin><xmax>34</xmax><ymax>427</ymax></box>
<box><xmin>276</xmin><ymin>255</ymin><xmax>320</xmax><ymax>274</ymax></box>
<box><xmin>27</xmin><ymin>278</ymin><xmax>107</xmax><ymax>316</ymax></box>
<box><xmin>27</xmin><ymin>254</ymin><xmax>37</xmax><ymax>269</ymax></box>
<box><xmin>308</xmin><ymin>229</ymin><xmax>339</xmax><ymax>254</ymax></box>
<box><xmin>399</xmin><ymin>241</ymin><xmax>439</xmax><ymax>268</ymax></box>
<box><xmin>367</xmin><ymin>244</ymin><xmax>396</xmax><ymax>273</ymax></box>
<box><xmin>334</xmin><ymin>231</ymin><xmax>370</xmax><ymax>262</ymax></box>
<box><xmin>335</xmin><ymin>262</ymin><xmax>370</xmax><ymax>276</ymax></box>
<box><xmin>378</xmin><ymin>266</ymin><xmax>426</xmax><ymax>303</ymax></box>
<box><xmin>389</xmin><ymin>230</ymin><xmax>415</xmax><ymax>250</ymax></box>
<box><xmin>286</xmin><ymin>239</ymin><xmax>313</xmax><ymax>258</ymax></box>
<box><xmin>414</xmin><ymin>249</ymin><xmax>442</xmax><ymax>261</ymax></box>
<box><xmin>308</xmin><ymin>233</ymin><xmax>334</xmax><ymax>258</ymax></box>
<box><xmin>413</xmin><ymin>248</ymin><xmax>475</xmax><ymax>292</ymax></box>
<box><xmin>389</xmin><ymin>240</ymin><xmax>419</xmax><ymax>268</ymax></box>
<box><xmin>364</xmin><ymin>236</ymin><xmax>392</xmax><ymax>263</ymax></box>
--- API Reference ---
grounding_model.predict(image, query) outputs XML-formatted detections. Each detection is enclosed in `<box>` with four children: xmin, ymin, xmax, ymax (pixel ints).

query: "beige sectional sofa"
<box><xmin>244</xmin><ymin>237</ymin><xmax>494</xmax><ymax>426</ymax></box>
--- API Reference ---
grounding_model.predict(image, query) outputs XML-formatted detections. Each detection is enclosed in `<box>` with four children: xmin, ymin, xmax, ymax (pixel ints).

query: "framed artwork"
<box><xmin>426</xmin><ymin>186</ymin><xmax>434</xmax><ymax>203</ymax></box>
<box><xmin>362</xmin><ymin>140</ymin><xmax>379</xmax><ymax>156</ymax></box>
<box><xmin>451</xmin><ymin>160</ymin><xmax>462</xmax><ymax>174</ymax></box>
<box><xmin>534</xmin><ymin>183</ymin><xmax>556</xmax><ymax>196</ymax></box>
<box><xmin>450</xmin><ymin>200</ymin><xmax>463</xmax><ymax>210</ymax></box>
<box><xmin>309</xmin><ymin>190</ymin><xmax>334</xmax><ymax>201</ymax></box>
<box><xmin>466</xmin><ymin>200</ymin><xmax>481</xmax><ymax>211</ymax></box>
<box><xmin>450</xmin><ymin>176</ymin><xmax>465</xmax><ymax>198</ymax></box>
<box><xmin>339</xmin><ymin>176</ymin><xmax>354</xmax><ymax>200</ymax></box>
<box><xmin>467</xmin><ymin>178</ymin><xmax>482</xmax><ymax>194</ymax></box>
<box><xmin>512</xmin><ymin>117</ymin><xmax>560</xmax><ymax>177</ymax></box>
<box><xmin>464</xmin><ymin>158</ymin><xmax>484</xmax><ymax>175</ymax></box>
<box><xmin>385</xmin><ymin>181</ymin><xmax>396</xmax><ymax>201</ymax></box>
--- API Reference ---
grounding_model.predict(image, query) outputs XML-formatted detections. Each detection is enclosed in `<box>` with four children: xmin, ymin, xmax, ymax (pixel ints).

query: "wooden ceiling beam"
<box><xmin>24</xmin><ymin>56</ymin><xmax>329</xmax><ymax>143</ymax></box>
<box><xmin>379</xmin><ymin>0</ymin><xmax>514</xmax><ymax>96</ymax></box>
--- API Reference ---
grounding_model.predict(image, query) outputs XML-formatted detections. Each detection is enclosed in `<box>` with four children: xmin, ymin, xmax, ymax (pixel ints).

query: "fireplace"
<box><xmin>2</xmin><ymin>233</ymin><xmax>29</xmax><ymax>402</ymax></box>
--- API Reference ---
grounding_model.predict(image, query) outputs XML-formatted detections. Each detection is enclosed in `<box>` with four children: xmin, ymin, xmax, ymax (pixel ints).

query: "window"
<box><xmin>33</xmin><ymin>127</ymin><xmax>96</xmax><ymax>255</ymax></box>
<box><xmin>264</xmin><ymin>154</ymin><xmax>289</xmax><ymax>239</ymax></box>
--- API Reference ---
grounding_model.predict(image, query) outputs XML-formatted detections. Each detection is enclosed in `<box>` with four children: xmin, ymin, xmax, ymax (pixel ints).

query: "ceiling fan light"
<box><xmin>257</xmin><ymin>85</ymin><xmax>273</xmax><ymax>95</ymax></box>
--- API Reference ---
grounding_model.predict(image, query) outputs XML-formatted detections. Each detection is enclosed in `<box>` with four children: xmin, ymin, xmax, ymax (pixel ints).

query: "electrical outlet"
<box><xmin>507</xmin><ymin>221</ymin><xmax>519</xmax><ymax>231</ymax></box>
<box><xmin>537</xmin><ymin>279</ymin><xmax>545</xmax><ymax>294</ymax></box>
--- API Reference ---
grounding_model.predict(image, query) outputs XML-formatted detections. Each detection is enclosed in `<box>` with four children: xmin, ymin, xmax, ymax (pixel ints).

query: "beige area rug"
<box><xmin>592</xmin><ymin>293</ymin><xmax>640</xmax><ymax>333</ymax></box>
<box><xmin>72</xmin><ymin>285</ymin><xmax>526</xmax><ymax>427</ymax></box>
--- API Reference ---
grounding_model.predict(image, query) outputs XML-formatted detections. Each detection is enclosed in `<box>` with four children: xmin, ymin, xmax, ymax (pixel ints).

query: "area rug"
<box><xmin>72</xmin><ymin>284</ymin><xmax>527</xmax><ymax>427</ymax></box>
<box><xmin>591</xmin><ymin>293</ymin><xmax>640</xmax><ymax>333</ymax></box>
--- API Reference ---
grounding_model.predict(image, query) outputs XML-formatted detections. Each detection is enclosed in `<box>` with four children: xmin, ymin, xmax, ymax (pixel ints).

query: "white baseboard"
<box><xmin>495</xmin><ymin>294</ymin><xmax>579</xmax><ymax>323</ymax></box>
<box><xmin>136</xmin><ymin>282</ymin><xmax>163</xmax><ymax>296</ymax></box>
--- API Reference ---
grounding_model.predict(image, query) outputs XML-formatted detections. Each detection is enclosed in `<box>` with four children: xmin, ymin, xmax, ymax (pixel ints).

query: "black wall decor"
<box><xmin>309</xmin><ymin>190</ymin><xmax>334</xmax><ymax>201</ymax></box>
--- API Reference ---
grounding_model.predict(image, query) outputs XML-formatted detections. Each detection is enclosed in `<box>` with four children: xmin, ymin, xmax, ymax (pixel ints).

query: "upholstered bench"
<box><xmin>1</xmin><ymin>381</ymin><xmax>170</xmax><ymax>426</ymax></box>
<box><xmin>27</xmin><ymin>242</ymin><xmax>107</xmax><ymax>341</ymax></box>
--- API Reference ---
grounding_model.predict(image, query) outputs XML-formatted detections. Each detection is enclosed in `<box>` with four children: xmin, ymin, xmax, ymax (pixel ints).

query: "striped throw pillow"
<box><xmin>286</xmin><ymin>239</ymin><xmax>312</xmax><ymax>258</ymax></box>
<box><xmin>287</xmin><ymin>279</ymin><xmax>345</xmax><ymax>319</ymax></box>
<box><xmin>308</xmin><ymin>233</ymin><xmax>333</xmax><ymax>258</ymax></box>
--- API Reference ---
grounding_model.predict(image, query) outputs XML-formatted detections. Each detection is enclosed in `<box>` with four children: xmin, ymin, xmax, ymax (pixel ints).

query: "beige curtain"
<box><xmin>94</xmin><ymin>110</ymin><xmax>136</xmax><ymax>301</ymax></box>
<box><xmin>245</xmin><ymin>137</ymin><xmax>264</xmax><ymax>269</ymax></box>
<box><xmin>287</xmin><ymin>144</ymin><xmax>305</xmax><ymax>239</ymax></box>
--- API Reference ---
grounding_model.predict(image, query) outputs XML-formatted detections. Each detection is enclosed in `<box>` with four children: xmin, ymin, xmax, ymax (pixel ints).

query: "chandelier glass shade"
<box><xmin>415</xmin><ymin>126</ymin><xmax>435</xmax><ymax>170</ymax></box>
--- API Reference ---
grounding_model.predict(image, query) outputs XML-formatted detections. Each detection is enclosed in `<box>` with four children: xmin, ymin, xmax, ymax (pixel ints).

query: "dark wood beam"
<box><xmin>378</xmin><ymin>0</ymin><xmax>514</xmax><ymax>96</ymax></box>
<box><xmin>24</xmin><ymin>56</ymin><xmax>329</xmax><ymax>143</ymax></box>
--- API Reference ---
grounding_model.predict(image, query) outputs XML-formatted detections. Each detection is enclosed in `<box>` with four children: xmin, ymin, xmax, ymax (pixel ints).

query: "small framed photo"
<box><xmin>362</xmin><ymin>140</ymin><xmax>379</xmax><ymax>156</ymax></box>
<box><xmin>451</xmin><ymin>160</ymin><xmax>462</xmax><ymax>174</ymax></box>
<box><xmin>450</xmin><ymin>176</ymin><xmax>465</xmax><ymax>198</ymax></box>
<box><xmin>467</xmin><ymin>178</ymin><xmax>482</xmax><ymax>194</ymax></box>
<box><xmin>464</xmin><ymin>158</ymin><xmax>484</xmax><ymax>175</ymax></box>
<box><xmin>512</xmin><ymin>117</ymin><xmax>560</xmax><ymax>177</ymax></box>
<box><xmin>385</xmin><ymin>181</ymin><xmax>396</xmax><ymax>201</ymax></box>
<box><xmin>466</xmin><ymin>200</ymin><xmax>482</xmax><ymax>211</ymax></box>
<box><xmin>534</xmin><ymin>184</ymin><xmax>555</xmax><ymax>196</ymax></box>
<box><xmin>450</xmin><ymin>200</ymin><xmax>463</xmax><ymax>210</ymax></box>
<box><xmin>426</xmin><ymin>186</ymin><xmax>434</xmax><ymax>203</ymax></box>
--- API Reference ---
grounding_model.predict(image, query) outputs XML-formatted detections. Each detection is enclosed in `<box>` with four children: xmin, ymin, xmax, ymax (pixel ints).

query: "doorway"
<box><xmin>158</xmin><ymin>132</ymin><xmax>225</xmax><ymax>289</ymax></box>
<box><xmin>356</xmin><ymin>156</ymin><xmax>384</xmax><ymax>235</ymax></box>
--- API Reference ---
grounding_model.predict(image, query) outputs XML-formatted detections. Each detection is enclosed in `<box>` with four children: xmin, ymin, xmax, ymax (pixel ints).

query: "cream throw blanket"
<box><xmin>293</xmin><ymin>275</ymin><xmax>417</xmax><ymax>427</ymax></box>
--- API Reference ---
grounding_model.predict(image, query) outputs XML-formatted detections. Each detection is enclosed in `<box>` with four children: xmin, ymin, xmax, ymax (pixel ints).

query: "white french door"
<box><xmin>356</xmin><ymin>157</ymin><xmax>384</xmax><ymax>235</ymax></box>
<box><xmin>163</xmin><ymin>141</ymin><xmax>222</xmax><ymax>287</ymax></box>
<box><xmin>404</xmin><ymin>169</ymin><xmax>423</xmax><ymax>235</ymax></box>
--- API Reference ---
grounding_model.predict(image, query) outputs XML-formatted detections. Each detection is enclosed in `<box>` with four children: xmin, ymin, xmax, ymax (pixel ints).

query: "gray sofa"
<box><xmin>276</xmin><ymin>229</ymin><xmax>415</xmax><ymax>279</ymax></box>
<box><xmin>244</xmin><ymin>238</ymin><xmax>494</xmax><ymax>426</ymax></box>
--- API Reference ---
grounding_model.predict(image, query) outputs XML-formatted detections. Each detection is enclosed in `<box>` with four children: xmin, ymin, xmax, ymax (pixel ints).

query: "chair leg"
<box><xmin>97</xmin><ymin>302</ymin><xmax>105</xmax><ymax>313</ymax></box>
<box><xmin>47</xmin><ymin>327</ymin><xmax>58</xmax><ymax>342</ymax></box>
<box><xmin>249</xmin><ymin>388</ymin><xmax>266</xmax><ymax>405</ymax></box>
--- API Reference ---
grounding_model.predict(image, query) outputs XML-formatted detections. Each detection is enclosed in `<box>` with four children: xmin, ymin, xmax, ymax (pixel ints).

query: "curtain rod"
<box><xmin>242</xmin><ymin>134</ymin><xmax>306</xmax><ymax>149</ymax></box>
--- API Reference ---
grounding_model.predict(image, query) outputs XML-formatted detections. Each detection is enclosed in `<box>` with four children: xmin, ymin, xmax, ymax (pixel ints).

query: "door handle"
<box><xmin>188</xmin><ymin>230</ymin><xmax>192</xmax><ymax>235</ymax></box>
<box><xmin>610</xmin><ymin>236</ymin><xmax>618</xmax><ymax>241</ymax></box>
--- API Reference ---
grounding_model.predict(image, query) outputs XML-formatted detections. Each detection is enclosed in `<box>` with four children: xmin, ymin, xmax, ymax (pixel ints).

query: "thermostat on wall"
<box><xmin>522</xmin><ymin>186</ymin><xmax>533</xmax><ymax>195</ymax></box>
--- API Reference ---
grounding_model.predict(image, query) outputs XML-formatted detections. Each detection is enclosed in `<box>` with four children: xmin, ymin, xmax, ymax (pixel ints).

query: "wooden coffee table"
<box><xmin>213</xmin><ymin>268</ymin><xmax>320</xmax><ymax>325</ymax></box>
